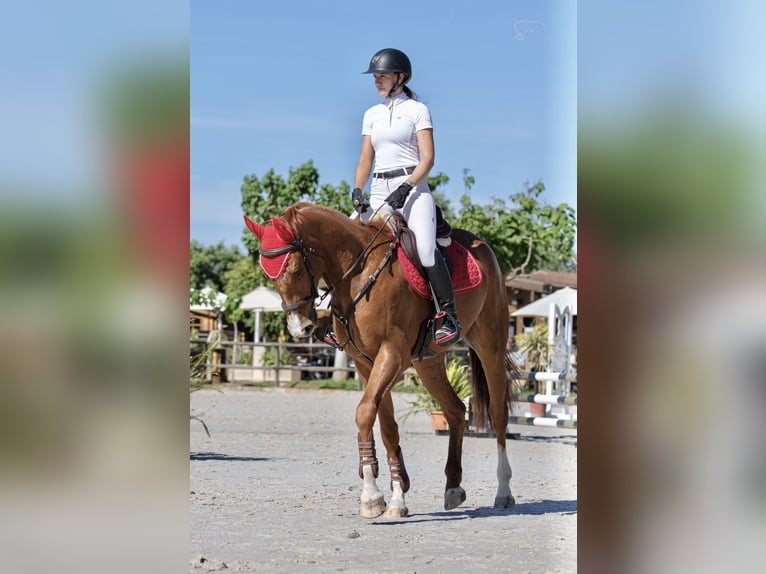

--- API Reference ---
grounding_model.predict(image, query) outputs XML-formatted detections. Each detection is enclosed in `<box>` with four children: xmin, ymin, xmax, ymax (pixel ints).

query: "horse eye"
<box><xmin>293</xmin><ymin>267</ymin><xmax>303</xmax><ymax>279</ymax></box>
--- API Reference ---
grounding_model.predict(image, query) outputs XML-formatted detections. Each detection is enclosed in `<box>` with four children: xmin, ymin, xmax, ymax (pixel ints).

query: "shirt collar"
<box><xmin>385</xmin><ymin>92</ymin><xmax>409</xmax><ymax>106</ymax></box>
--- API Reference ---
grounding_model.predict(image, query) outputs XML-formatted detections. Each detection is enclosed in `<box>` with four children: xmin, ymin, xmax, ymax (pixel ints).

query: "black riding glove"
<box><xmin>384</xmin><ymin>181</ymin><xmax>414</xmax><ymax>209</ymax></box>
<box><xmin>351</xmin><ymin>187</ymin><xmax>369</xmax><ymax>215</ymax></box>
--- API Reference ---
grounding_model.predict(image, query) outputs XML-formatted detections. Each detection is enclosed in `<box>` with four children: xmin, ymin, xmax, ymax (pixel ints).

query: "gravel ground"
<box><xmin>190</xmin><ymin>386</ymin><xmax>577</xmax><ymax>573</ymax></box>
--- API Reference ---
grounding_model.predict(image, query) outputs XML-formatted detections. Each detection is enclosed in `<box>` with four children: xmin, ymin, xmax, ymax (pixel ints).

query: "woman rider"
<box><xmin>352</xmin><ymin>48</ymin><xmax>460</xmax><ymax>346</ymax></box>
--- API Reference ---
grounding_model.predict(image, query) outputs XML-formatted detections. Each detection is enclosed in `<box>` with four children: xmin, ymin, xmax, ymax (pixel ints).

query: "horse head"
<box><xmin>244</xmin><ymin>214</ymin><xmax>321</xmax><ymax>339</ymax></box>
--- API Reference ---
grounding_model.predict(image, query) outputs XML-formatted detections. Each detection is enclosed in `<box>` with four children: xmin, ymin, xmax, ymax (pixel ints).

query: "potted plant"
<box><xmin>400</xmin><ymin>359</ymin><xmax>471</xmax><ymax>433</ymax></box>
<box><xmin>515</xmin><ymin>324</ymin><xmax>550</xmax><ymax>417</ymax></box>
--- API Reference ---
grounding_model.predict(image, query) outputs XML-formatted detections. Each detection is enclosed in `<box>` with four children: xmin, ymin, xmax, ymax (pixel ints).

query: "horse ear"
<box><xmin>270</xmin><ymin>216</ymin><xmax>296</xmax><ymax>243</ymax></box>
<box><xmin>243</xmin><ymin>215</ymin><xmax>265</xmax><ymax>240</ymax></box>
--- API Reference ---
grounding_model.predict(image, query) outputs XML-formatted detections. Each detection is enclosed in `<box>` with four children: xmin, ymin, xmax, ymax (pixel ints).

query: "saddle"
<box><xmin>389</xmin><ymin>210</ymin><xmax>484</xmax><ymax>299</ymax></box>
<box><xmin>324</xmin><ymin>208</ymin><xmax>483</xmax><ymax>360</ymax></box>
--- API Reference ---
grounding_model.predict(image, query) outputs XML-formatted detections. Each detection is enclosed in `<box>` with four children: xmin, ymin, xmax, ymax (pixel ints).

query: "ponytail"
<box><xmin>402</xmin><ymin>85</ymin><xmax>418</xmax><ymax>101</ymax></box>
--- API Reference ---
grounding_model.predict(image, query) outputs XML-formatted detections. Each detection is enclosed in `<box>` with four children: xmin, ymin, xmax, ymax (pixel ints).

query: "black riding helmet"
<box><xmin>363</xmin><ymin>48</ymin><xmax>411</xmax><ymax>97</ymax></box>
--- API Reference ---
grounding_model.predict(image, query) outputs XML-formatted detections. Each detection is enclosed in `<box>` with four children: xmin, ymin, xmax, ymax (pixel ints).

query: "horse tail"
<box><xmin>468</xmin><ymin>349</ymin><xmax>489</xmax><ymax>430</ymax></box>
<box><xmin>469</xmin><ymin>348</ymin><xmax>518</xmax><ymax>431</ymax></box>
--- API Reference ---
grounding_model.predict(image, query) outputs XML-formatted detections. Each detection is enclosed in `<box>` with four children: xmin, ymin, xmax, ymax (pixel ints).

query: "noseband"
<box><xmin>259</xmin><ymin>237</ymin><xmax>321</xmax><ymax>312</ymax></box>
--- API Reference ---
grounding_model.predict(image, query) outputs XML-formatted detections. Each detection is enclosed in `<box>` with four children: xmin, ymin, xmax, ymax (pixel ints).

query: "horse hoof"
<box><xmin>360</xmin><ymin>495</ymin><xmax>386</xmax><ymax>518</ymax></box>
<box><xmin>444</xmin><ymin>487</ymin><xmax>466</xmax><ymax>510</ymax></box>
<box><xmin>384</xmin><ymin>504</ymin><xmax>408</xmax><ymax>518</ymax></box>
<box><xmin>494</xmin><ymin>495</ymin><xmax>516</xmax><ymax>509</ymax></box>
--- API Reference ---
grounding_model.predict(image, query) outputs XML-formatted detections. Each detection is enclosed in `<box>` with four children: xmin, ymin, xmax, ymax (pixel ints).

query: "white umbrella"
<box><xmin>511</xmin><ymin>286</ymin><xmax>577</xmax><ymax>317</ymax></box>
<box><xmin>240</xmin><ymin>286</ymin><xmax>284</xmax><ymax>312</ymax></box>
<box><xmin>240</xmin><ymin>286</ymin><xmax>284</xmax><ymax>342</ymax></box>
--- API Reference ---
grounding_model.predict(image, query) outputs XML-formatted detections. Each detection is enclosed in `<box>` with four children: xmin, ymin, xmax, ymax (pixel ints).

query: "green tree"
<box><xmin>462</xmin><ymin>168</ymin><xmax>475</xmax><ymax>194</ymax></box>
<box><xmin>238</xmin><ymin>162</ymin><xmax>575</xmax><ymax>297</ymax></box>
<box><xmin>241</xmin><ymin>160</ymin><xmax>352</xmax><ymax>256</ymax></box>
<box><xmin>238</xmin><ymin>160</ymin><xmax>355</xmax><ymax>340</ymax></box>
<box><xmin>427</xmin><ymin>171</ymin><xmax>450</xmax><ymax>193</ymax></box>
<box><xmin>190</xmin><ymin>240</ymin><xmax>243</xmax><ymax>293</ymax></box>
<box><xmin>315</xmin><ymin>180</ymin><xmax>353</xmax><ymax>214</ymax></box>
<box><xmin>427</xmin><ymin>171</ymin><xmax>455</xmax><ymax>219</ymax></box>
<box><xmin>454</xmin><ymin>181</ymin><xmax>576</xmax><ymax>274</ymax></box>
<box><xmin>221</xmin><ymin>257</ymin><xmax>261</xmax><ymax>326</ymax></box>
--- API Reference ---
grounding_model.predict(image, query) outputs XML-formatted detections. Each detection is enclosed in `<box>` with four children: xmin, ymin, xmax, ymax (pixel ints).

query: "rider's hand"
<box><xmin>351</xmin><ymin>187</ymin><xmax>368</xmax><ymax>215</ymax></box>
<box><xmin>384</xmin><ymin>181</ymin><xmax>414</xmax><ymax>209</ymax></box>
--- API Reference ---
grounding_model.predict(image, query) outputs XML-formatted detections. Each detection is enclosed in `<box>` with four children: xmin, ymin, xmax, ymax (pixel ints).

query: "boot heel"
<box><xmin>433</xmin><ymin>313</ymin><xmax>461</xmax><ymax>346</ymax></box>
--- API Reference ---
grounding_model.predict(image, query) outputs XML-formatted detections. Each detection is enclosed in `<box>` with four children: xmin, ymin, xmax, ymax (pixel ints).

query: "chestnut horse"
<box><xmin>244</xmin><ymin>202</ymin><xmax>515</xmax><ymax>518</ymax></box>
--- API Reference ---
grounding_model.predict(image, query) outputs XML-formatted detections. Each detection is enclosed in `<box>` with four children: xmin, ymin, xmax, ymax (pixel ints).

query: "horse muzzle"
<box><xmin>285</xmin><ymin>307</ymin><xmax>317</xmax><ymax>339</ymax></box>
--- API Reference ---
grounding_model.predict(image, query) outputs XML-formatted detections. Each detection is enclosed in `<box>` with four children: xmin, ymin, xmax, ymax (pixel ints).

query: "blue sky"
<box><xmin>0</xmin><ymin>1</ymin><xmax>187</xmax><ymax>196</ymax></box>
<box><xmin>191</xmin><ymin>0</ymin><xmax>577</xmax><ymax>248</ymax></box>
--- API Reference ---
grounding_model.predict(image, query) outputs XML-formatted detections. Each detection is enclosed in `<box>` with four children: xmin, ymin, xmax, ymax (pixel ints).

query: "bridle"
<box><xmin>259</xmin><ymin>220</ymin><xmax>398</xmax><ymax>366</ymax></box>
<box><xmin>259</xmin><ymin>237</ymin><xmax>320</xmax><ymax>313</ymax></box>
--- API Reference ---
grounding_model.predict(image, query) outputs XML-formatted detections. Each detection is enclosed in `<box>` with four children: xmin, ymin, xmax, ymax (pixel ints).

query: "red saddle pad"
<box><xmin>398</xmin><ymin>241</ymin><xmax>484</xmax><ymax>299</ymax></box>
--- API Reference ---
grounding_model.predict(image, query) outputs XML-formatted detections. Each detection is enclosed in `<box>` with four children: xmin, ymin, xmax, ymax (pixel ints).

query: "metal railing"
<box><xmin>191</xmin><ymin>337</ymin><xmax>475</xmax><ymax>388</ymax></box>
<box><xmin>191</xmin><ymin>339</ymin><xmax>355</xmax><ymax>387</ymax></box>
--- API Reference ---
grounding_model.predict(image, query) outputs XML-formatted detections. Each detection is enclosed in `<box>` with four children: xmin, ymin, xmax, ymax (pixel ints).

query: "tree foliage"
<box><xmin>191</xmin><ymin>161</ymin><xmax>575</xmax><ymax>340</ymax></box>
<box><xmin>221</xmin><ymin>257</ymin><xmax>262</xmax><ymax>325</ymax></box>
<box><xmin>240</xmin><ymin>160</ymin><xmax>352</xmax><ymax>257</ymax></box>
<box><xmin>233</xmin><ymin>160</ymin><xmax>354</xmax><ymax>340</ymax></box>
<box><xmin>454</xmin><ymin>181</ymin><xmax>576</xmax><ymax>273</ymax></box>
<box><xmin>190</xmin><ymin>240</ymin><xmax>242</xmax><ymax>293</ymax></box>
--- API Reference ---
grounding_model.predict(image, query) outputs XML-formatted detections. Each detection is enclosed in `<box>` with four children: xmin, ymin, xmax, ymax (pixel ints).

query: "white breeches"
<box><xmin>365</xmin><ymin>174</ymin><xmax>437</xmax><ymax>267</ymax></box>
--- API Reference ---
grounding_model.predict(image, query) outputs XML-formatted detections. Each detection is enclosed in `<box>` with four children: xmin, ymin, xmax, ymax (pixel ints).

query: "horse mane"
<box><xmin>280</xmin><ymin>202</ymin><xmax>383</xmax><ymax>244</ymax></box>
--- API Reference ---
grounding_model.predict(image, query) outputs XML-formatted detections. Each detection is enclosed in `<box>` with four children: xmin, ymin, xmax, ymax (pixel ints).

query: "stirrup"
<box><xmin>433</xmin><ymin>311</ymin><xmax>461</xmax><ymax>347</ymax></box>
<box><xmin>323</xmin><ymin>329</ymin><xmax>341</xmax><ymax>349</ymax></box>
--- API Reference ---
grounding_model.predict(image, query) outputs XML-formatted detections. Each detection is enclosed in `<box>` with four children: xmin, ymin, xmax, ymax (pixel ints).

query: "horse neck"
<box><xmin>289</xmin><ymin>206</ymin><xmax>376</xmax><ymax>283</ymax></box>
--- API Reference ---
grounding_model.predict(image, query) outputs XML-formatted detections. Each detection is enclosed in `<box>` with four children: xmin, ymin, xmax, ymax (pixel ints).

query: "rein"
<box><xmin>262</xmin><ymin>216</ymin><xmax>399</xmax><ymax>366</ymax></box>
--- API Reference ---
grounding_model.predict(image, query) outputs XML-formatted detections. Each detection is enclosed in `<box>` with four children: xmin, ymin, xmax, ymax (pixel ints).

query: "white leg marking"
<box><xmin>360</xmin><ymin>465</ymin><xmax>386</xmax><ymax>518</ymax></box>
<box><xmin>384</xmin><ymin>482</ymin><xmax>408</xmax><ymax>518</ymax></box>
<box><xmin>494</xmin><ymin>443</ymin><xmax>515</xmax><ymax>508</ymax></box>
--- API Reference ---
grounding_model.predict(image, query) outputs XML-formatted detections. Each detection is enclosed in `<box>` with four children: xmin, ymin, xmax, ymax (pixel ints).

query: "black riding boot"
<box><xmin>424</xmin><ymin>250</ymin><xmax>462</xmax><ymax>347</ymax></box>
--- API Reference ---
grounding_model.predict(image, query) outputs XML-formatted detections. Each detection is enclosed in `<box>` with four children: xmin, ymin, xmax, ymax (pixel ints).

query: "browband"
<box><xmin>258</xmin><ymin>242</ymin><xmax>298</xmax><ymax>258</ymax></box>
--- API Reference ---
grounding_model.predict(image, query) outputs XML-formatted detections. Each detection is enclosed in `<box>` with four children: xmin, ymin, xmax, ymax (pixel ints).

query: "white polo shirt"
<box><xmin>361</xmin><ymin>93</ymin><xmax>432</xmax><ymax>172</ymax></box>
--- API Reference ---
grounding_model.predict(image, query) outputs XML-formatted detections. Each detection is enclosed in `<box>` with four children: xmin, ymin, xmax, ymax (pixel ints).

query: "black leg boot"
<box><xmin>424</xmin><ymin>250</ymin><xmax>462</xmax><ymax>346</ymax></box>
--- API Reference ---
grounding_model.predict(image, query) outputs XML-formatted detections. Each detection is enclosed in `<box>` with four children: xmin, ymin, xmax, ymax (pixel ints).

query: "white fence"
<box><xmin>192</xmin><ymin>339</ymin><xmax>356</xmax><ymax>386</ymax></box>
<box><xmin>192</xmin><ymin>340</ymin><xmax>578</xmax><ymax>430</ymax></box>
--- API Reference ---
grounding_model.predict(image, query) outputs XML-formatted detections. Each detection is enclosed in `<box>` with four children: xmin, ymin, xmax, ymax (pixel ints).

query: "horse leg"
<box><xmin>354</xmin><ymin>347</ymin><xmax>406</xmax><ymax>518</ymax></box>
<box><xmin>412</xmin><ymin>357</ymin><xmax>467</xmax><ymax>510</ymax></box>
<box><xmin>377</xmin><ymin>392</ymin><xmax>409</xmax><ymax>518</ymax></box>
<box><xmin>490</xmin><ymin>388</ymin><xmax>515</xmax><ymax>509</ymax></box>
<box><xmin>351</xmin><ymin>362</ymin><xmax>386</xmax><ymax>518</ymax></box>
<box><xmin>357</xmin><ymin>429</ymin><xmax>386</xmax><ymax>518</ymax></box>
<box><xmin>467</xmin><ymin>335</ymin><xmax>516</xmax><ymax>509</ymax></box>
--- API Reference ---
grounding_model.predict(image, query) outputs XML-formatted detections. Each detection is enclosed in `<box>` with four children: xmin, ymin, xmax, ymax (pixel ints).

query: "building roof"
<box><xmin>505</xmin><ymin>270</ymin><xmax>577</xmax><ymax>294</ymax></box>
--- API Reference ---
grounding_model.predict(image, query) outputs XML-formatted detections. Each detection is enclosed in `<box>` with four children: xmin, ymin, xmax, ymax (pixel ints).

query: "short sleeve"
<box><xmin>413</xmin><ymin>102</ymin><xmax>433</xmax><ymax>131</ymax></box>
<box><xmin>361</xmin><ymin>108</ymin><xmax>374</xmax><ymax>136</ymax></box>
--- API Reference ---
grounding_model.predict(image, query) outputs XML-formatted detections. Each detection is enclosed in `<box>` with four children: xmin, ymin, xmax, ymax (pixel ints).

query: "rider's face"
<box><xmin>373</xmin><ymin>73</ymin><xmax>400</xmax><ymax>98</ymax></box>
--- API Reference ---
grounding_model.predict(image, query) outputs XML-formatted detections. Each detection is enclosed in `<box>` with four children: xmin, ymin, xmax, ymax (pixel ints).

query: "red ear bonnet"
<box><xmin>243</xmin><ymin>215</ymin><xmax>265</xmax><ymax>239</ymax></box>
<box><xmin>242</xmin><ymin>214</ymin><xmax>296</xmax><ymax>280</ymax></box>
<box><xmin>270</xmin><ymin>216</ymin><xmax>296</xmax><ymax>244</ymax></box>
